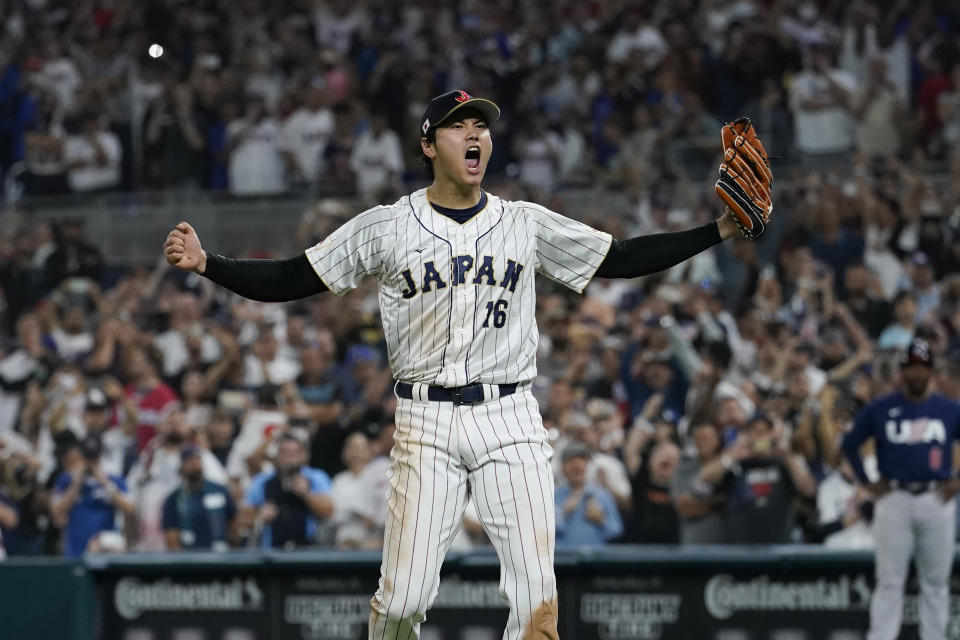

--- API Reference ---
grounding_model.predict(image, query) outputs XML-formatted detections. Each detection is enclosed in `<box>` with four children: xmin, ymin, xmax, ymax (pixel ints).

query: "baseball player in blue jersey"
<box><xmin>842</xmin><ymin>338</ymin><xmax>960</xmax><ymax>640</ymax></box>
<box><xmin>164</xmin><ymin>91</ymin><xmax>773</xmax><ymax>639</ymax></box>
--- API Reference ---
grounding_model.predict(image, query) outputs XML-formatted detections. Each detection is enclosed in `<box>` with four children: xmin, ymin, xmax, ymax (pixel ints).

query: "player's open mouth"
<box><xmin>465</xmin><ymin>146</ymin><xmax>481</xmax><ymax>173</ymax></box>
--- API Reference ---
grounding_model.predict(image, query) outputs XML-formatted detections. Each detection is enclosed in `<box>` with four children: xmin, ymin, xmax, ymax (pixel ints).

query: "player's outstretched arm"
<box><xmin>593</xmin><ymin>207</ymin><xmax>741</xmax><ymax>280</ymax></box>
<box><xmin>162</xmin><ymin>221</ymin><xmax>328</xmax><ymax>302</ymax></box>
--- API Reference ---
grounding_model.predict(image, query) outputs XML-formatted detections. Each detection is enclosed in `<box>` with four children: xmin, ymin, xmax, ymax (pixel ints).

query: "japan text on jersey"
<box><xmin>304</xmin><ymin>189</ymin><xmax>612</xmax><ymax>387</ymax></box>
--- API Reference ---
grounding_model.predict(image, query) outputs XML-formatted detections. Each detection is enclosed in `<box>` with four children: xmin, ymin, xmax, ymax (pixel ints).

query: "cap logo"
<box><xmin>454</xmin><ymin>90</ymin><xmax>472</xmax><ymax>103</ymax></box>
<box><xmin>422</xmin><ymin>118</ymin><xmax>430</xmax><ymax>135</ymax></box>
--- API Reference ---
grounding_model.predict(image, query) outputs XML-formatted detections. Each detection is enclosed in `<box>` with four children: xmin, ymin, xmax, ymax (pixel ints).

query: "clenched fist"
<box><xmin>163</xmin><ymin>221</ymin><xmax>207</xmax><ymax>273</ymax></box>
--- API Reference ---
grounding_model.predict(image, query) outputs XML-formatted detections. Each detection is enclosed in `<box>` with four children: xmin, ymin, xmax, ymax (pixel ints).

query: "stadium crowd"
<box><xmin>0</xmin><ymin>0</ymin><xmax>959</xmax><ymax>556</ymax></box>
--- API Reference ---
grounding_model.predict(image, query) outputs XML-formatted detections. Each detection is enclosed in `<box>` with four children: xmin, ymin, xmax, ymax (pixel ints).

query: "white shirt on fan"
<box><xmin>280</xmin><ymin>107</ymin><xmax>335</xmax><ymax>181</ymax></box>
<box><xmin>65</xmin><ymin>131</ymin><xmax>122</xmax><ymax>192</ymax></box>
<box><xmin>789</xmin><ymin>69</ymin><xmax>858</xmax><ymax>154</ymax></box>
<box><xmin>349</xmin><ymin>128</ymin><xmax>404</xmax><ymax>199</ymax></box>
<box><xmin>227</xmin><ymin>118</ymin><xmax>285</xmax><ymax>195</ymax></box>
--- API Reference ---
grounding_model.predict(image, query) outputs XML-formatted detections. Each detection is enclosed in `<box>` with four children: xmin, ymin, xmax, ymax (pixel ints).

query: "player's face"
<box><xmin>426</xmin><ymin>114</ymin><xmax>492</xmax><ymax>187</ymax></box>
<box><xmin>902</xmin><ymin>362</ymin><xmax>933</xmax><ymax>397</ymax></box>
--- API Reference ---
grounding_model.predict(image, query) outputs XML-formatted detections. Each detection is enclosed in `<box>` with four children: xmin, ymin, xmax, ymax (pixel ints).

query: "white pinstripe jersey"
<box><xmin>305</xmin><ymin>188</ymin><xmax>612</xmax><ymax>386</ymax></box>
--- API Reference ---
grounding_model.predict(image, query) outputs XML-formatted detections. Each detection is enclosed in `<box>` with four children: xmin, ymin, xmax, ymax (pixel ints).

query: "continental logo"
<box><xmin>704</xmin><ymin>574</ymin><xmax>871</xmax><ymax>620</ymax></box>
<box><xmin>114</xmin><ymin>577</ymin><xmax>264</xmax><ymax>620</ymax></box>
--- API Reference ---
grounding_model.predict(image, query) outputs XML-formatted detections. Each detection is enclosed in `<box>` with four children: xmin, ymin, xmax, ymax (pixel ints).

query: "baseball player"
<box><xmin>842</xmin><ymin>338</ymin><xmax>960</xmax><ymax>640</ymax></box>
<box><xmin>164</xmin><ymin>91</ymin><xmax>773</xmax><ymax>639</ymax></box>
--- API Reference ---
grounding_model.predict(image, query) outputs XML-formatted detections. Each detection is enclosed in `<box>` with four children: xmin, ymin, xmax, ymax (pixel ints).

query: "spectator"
<box><xmin>843</xmin><ymin>262</ymin><xmax>893</xmax><ymax>339</ymax></box>
<box><xmin>296</xmin><ymin>345</ymin><xmax>343</xmax><ymax>427</ymax></box>
<box><xmin>878</xmin><ymin>292</ymin><xmax>918</xmax><ymax>351</ymax></box>
<box><xmin>337</xmin><ymin>344</ymin><xmax>392</xmax><ymax>444</ymax></box>
<box><xmin>153</xmin><ymin>291</ymin><xmax>218</xmax><ymax>383</ymax></box>
<box><xmin>621</xmin><ymin>348</ymin><xmax>689</xmax><ymax>421</ymax></box>
<box><xmin>817</xmin><ymin>458</ymin><xmax>876</xmax><ymax>549</ymax></box>
<box><xmin>623</xmin><ymin>394</ymin><xmax>681</xmax><ymax>477</ymax></box>
<box><xmin>20</xmin><ymin>90</ymin><xmax>69</xmax><ymax>196</ymax></box>
<box><xmin>226</xmin><ymin>96</ymin><xmax>285</xmax><ymax>196</ymax></box>
<box><xmin>81</xmin><ymin>383</ymin><xmax>137</xmax><ymax>478</ymax></box>
<box><xmin>126</xmin><ymin>408</ymin><xmax>228</xmax><ymax>551</ymax></box>
<box><xmin>243</xmin><ymin>432</ymin><xmax>334</xmax><ymax>549</ymax></box>
<box><xmin>806</xmin><ymin>198</ymin><xmax>865</xmax><ymax>291</ymax></box>
<box><xmin>243</xmin><ymin>327</ymin><xmax>300</xmax><ymax>388</ymax></box>
<box><xmin>516</xmin><ymin>118</ymin><xmax>564</xmax><ymax>199</ymax></box>
<box><xmin>50</xmin><ymin>436</ymin><xmax>134</xmax><ymax>556</ymax></box>
<box><xmin>788</xmin><ymin>44</ymin><xmax>857</xmax><ymax>168</ymax></box>
<box><xmin>0</xmin><ymin>439</ymin><xmax>44</xmax><ymax>556</ymax></box>
<box><xmin>671</xmin><ymin>422</ymin><xmax>726</xmax><ymax>544</ymax></box>
<box><xmin>143</xmin><ymin>85</ymin><xmax>206</xmax><ymax>190</ymax></box>
<box><xmin>900</xmin><ymin>252</ymin><xmax>941</xmax><ymax>324</ymax></box>
<box><xmin>122</xmin><ymin>347</ymin><xmax>179</xmax><ymax>453</ymax></box>
<box><xmin>204</xmin><ymin>409</ymin><xmax>238</xmax><ymax>470</ymax></box>
<box><xmin>563</xmin><ymin>416</ymin><xmax>632</xmax><ymax>515</ymax></box>
<box><xmin>34</xmin><ymin>40</ymin><xmax>81</xmax><ymax>112</ymax></box>
<box><xmin>279</xmin><ymin>84</ymin><xmax>335</xmax><ymax>186</ymax></box>
<box><xmin>555</xmin><ymin>444</ymin><xmax>623</xmax><ymax>548</ymax></box>
<box><xmin>698</xmin><ymin>415</ymin><xmax>816</xmax><ymax>544</ymax></box>
<box><xmin>179</xmin><ymin>370</ymin><xmax>214</xmax><ymax>433</ymax></box>
<box><xmin>349</xmin><ymin>112</ymin><xmax>404</xmax><ymax>204</ymax></box>
<box><xmin>43</xmin><ymin>281</ymin><xmax>100</xmax><ymax>365</ymax></box>
<box><xmin>64</xmin><ymin>112</ymin><xmax>122</xmax><ymax>193</ymax></box>
<box><xmin>0</xmin><ymin>314</ymin><xmax>55</xmax><ymax>432</ymax></box>
<box><xmin>43</xmin><ymin>219</ymin><xmax>104</xmax><ymax>289</ymax></box>
<box><xmin>625</xmin><ymin>440</ymin><xmax>681</xmax><ymax>543</ymax></box>
<box><xmin>313</xmin><ymin>1</ymin><xmax>368</xmax><ymax>55</ymax></box>
<box><xmin>162</xmin><ymin>446</ymin><xmax>236</xmax><ymax>551</ymax></box>
<box><xmin>329</xmin><ymin>433</ymin><xmax>382</xmax><ymax>549</ymax></box>
<box><xmin>849</xmin><ymin>56</ymin><xmax>905</xmax><ymax>159</ymax></box>
<box><xmin>606</xmin><ymin>6</ymin><xmax>667</xmax><ymax>70</ymax></box>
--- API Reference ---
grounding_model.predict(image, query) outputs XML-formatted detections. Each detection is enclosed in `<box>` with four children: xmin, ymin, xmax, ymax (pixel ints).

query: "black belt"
<box><xmin>395</xmin><ymin>381</ymin><xmax>518</xmax><ymax>405</ymax></box>
<box><xmin>889</xmin><ymin>479</ymin><xmax>942</xmax><ymax>495</ymax></box>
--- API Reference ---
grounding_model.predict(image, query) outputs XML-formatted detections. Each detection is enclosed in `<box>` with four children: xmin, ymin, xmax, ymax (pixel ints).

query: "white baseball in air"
<box><xmin>148</xmin><ymin>44</ymin><xmax>164</xmax><ymax>58</ymax></box>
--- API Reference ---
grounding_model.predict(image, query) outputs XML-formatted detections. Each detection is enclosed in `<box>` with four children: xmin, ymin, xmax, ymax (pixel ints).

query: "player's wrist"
<box><xmin>195</xmin><ymin>250</ymin><xmax>208</xmax><ymax>275</ymax></box>
<box><xmin>716</xmin><ymin>212</ymin><xmax>739</xmax><ymax>241</ymax></box>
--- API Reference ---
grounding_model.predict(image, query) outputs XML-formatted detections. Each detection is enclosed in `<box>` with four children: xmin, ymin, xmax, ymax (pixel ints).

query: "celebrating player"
<box><xmin>163</xmin><ymin>90</ymin><xmax>772</xmax><ymax>639</ymax></box>
<box><xmin>842</xmin><ymin>338</ymin><xmax>960</xmax><ymax>640</ymax></box>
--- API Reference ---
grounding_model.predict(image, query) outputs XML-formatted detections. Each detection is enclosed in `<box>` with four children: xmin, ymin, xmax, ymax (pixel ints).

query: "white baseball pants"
<box><xmin>868</xmin><ymin>490</ymin><xmax>956</xmax><ymax>640</ymax></box>
<box><xmin>369</xmin><ymin>384</ymin><xmax>559</xmax><ymax>640</ymax></box>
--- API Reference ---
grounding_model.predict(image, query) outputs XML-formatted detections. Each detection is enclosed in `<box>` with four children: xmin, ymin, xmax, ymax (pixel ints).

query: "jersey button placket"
<box><xmin>451</xmin><ymin>232</ymin><xmax>470</xmax><ymax>385</ymax></box>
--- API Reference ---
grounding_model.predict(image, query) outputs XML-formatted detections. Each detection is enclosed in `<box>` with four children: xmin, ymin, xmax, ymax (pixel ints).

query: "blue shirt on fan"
<box><xmin>842</xmin><ymin>392</ymin><xmax>960</xmax><ymax>485</ymax></box>
<box><xmin>54</xmin><ymin>472</ymin><xmax>127</xmax><ymax>557</ymax></box>
<box><xmin>554</xmin><ymin>483</ymin><xmax>623</xmax><ymax>548</ymax></box>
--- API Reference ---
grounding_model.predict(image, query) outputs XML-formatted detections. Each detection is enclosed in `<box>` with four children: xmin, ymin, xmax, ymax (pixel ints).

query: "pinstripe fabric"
<box><xmin>370</xmin><ymin>386</ymin><xmax>557</xmax><ymax>640</ymax></box>
<box><xmin>304</xmin><ymin>189</ymin><xmax>612</xmax><ymax>386</ymax></box>
<box><xmin>304</xmin><ymin>189</ymin><xmax>598</xmax><ymax>640</ymax></box>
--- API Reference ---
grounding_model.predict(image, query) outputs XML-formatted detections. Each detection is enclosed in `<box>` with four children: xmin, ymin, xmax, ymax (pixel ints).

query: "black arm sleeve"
<box><xmin>594</xmin><ymin>222</ymin><xmax>724</xmax><ymax>279</ymax></box>
<box><xmin>201</xmin><ymin>252</ymin><xmax>328</xmax><ymax>302</ymax></box>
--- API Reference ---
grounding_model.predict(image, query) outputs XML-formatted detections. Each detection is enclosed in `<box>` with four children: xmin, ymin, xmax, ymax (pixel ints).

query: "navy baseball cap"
<box><xmin>180</xmin><ymin>444</ymin><xmax>203</xmax><ymax>463</ymax></box>
<box><xmin>901</xmin><ymin>338</ymin><xmax>934</xmax><ymax>367</ymax></box>
<box><xmin>420</xmin><ymin>90</ymin><xmax>500</xmax><ymax>138</ymax></box>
